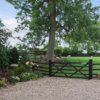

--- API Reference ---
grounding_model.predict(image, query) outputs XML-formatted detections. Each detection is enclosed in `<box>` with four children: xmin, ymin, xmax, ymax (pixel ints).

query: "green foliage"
<box><xmin>8</xmin><ymin>65</ymin><xmax>26</xmax><ymax>76</ymax></box>
<box><xmin>0</xmin><ymin>19</ymin><xmax>11</xmax><ymax>69</ymax></box>
<box><xmin>6</xmin><ymin>0</ymin><xmax>100</xmax><ymax>61</ymax></box>
<box><xmin>16</xmin><ymin>44</ymin><xmax>29</xmax><ymax>64</ymax></box>
<box><xmin>0</xmin><ymin>44</ymin><xmax>9</xmax><ymax>69</ymax></box>
<box><xmin>62</xmin><ymin>47</ymin><xmax>71</xmax><ymax>56</ymax></box>
<box><xmin>9</xmin><ymin>76</ymin><xmax>20</xmax><ymax>84</ymax></box>
<box><xmin>0</xmin><ymin>19</ymin><xmax>11</xmax><ymax>45</ymax></box>
<box><xmin>20</xmin><ymin>72</ymin><xmax>38</xmax><ymax>81</ymax></box>
<box><xmin>6</xmin><ymin>0</ymin><xmax>100</xmax><ymax>43</ymax></box>
<box><xmin>0</xmin><ymin>78</ymin><xmax>6</xmax><ymax>87</ymax></box>
<box><xmin>8</xmin><ymin>64</ymin><xmax>38</xmax><ymax>83</ymax></box>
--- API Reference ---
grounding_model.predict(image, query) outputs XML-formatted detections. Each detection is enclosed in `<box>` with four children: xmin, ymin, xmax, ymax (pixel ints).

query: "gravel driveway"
<box><xmin>0</xmin><ymin>77</ymin><xmax>100</xmax><ymax>100</ymax></box>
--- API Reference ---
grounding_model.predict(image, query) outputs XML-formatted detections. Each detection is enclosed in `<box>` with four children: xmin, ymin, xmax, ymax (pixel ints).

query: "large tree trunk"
<box><xmin>47</xmin><ymin>0</ymin><xmax>56</xmax><ymax>61</ymax></box>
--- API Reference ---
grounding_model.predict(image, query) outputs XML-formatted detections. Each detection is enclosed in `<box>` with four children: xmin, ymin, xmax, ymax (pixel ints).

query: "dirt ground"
<box><xmin>0</xmin><ymin>77</ymin><xmax>100</xmax><ymax>100</ymax></box>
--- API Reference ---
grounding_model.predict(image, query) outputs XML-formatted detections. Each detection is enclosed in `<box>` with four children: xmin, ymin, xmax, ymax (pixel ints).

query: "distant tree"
<box><xmin>9</xmin><ymin>47</ymin><xmax>19</xmax><ymax>64</ymax></box>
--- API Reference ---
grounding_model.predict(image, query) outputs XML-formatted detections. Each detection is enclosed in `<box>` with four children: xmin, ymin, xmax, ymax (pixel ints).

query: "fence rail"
<box><xmin>32</xmin><ymin>59</ymin><xmax>100</xmax><ymax>79</ymax></box>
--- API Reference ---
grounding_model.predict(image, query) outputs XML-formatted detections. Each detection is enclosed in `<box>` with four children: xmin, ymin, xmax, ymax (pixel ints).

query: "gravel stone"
<box><xmin>0</xmin><ymin>77</ymin><xmax>100</xmax><ymax>100</ymax></box>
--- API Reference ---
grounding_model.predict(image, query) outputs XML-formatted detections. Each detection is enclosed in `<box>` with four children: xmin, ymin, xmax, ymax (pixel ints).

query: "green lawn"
<box><xmin>63</xmin><ymin>57</ymin><xmax>100</xmax><ymax>63</ymax></box>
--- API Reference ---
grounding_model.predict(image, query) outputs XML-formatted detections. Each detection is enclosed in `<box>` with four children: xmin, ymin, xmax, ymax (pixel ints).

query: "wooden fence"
<box><xmin>33</xmin><ymin>59</ymin><xmax>100</xmax><ymax>79</ymax></box>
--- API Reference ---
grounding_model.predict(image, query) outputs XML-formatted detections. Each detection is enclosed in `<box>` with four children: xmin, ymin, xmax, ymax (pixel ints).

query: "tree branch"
<box><xmin>57</xmin><ymin>23</ymin><xmax>70</xmax><ymax>33</ymax></box>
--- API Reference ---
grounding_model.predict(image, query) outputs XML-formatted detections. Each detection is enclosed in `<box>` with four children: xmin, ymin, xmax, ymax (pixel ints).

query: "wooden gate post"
<box><xmin>88</xmin><ymin>59</ymin><xmax>93</xmax><ymax>79</ymax></box>
<box><xmin>49</xmin><ymin>60</ymin><xmax>52</xmax><ymax>77</ymax></box>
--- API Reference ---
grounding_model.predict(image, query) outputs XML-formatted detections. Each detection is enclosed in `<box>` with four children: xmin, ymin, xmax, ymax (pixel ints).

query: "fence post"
<box><xmin>49</xmin><ymin>60</ymin><xmax>52</xmax><ymax>77</ymax></box>
<box><xmin>88</xmin><ymin>59</ymin><xmax>93</xmax><ymax>80</ymax></box>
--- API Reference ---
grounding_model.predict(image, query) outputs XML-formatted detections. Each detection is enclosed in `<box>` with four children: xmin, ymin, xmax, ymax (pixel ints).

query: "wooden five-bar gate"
<box><xmin>33</xmin><ymin>59</ymin><xmax>100</xmax><ymax>79</ymax></box>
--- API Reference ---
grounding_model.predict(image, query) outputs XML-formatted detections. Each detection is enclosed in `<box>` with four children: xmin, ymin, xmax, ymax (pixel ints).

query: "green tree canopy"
<box><xmin>0</xmin><ymin>19</ymin><xmax>11</xmax><ymax>45</ymax></box>
<box><xmin>6</xmin><ymin>0</ymin><xmax>100</xmax><ymax>61</ymax></box>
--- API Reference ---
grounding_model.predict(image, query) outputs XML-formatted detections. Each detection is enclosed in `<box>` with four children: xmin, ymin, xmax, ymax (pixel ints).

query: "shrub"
<box><xmin>62</xmin><ymin>47</ymin><xmax>71</xmax><ymax>56</ymax></box>
<box><xmin>20</xmin><ymin>72</ymin><xmax>38</xmax><ymax>81</ymax></box>
<box><xmin>9</xmin><ymin>76</ymin><xmax>20</xmax><ymax>84</ymax></box>
<box><xmin>8</xmin><ymin>65</ymin><xmax>26</xmax><ymax>76</ymax></box>
<box><xmin>14</xmin><ymin>66</ymin><xmax>26</xmax><ymax>76</ymax></box>
<box><xmin>0</xmin><ymin>78</ymin><xmax>6</xmax><ymax>87</ymax></box>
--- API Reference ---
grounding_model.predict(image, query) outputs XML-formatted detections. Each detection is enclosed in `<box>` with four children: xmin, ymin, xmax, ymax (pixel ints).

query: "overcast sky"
<box><xmin>0</xmin><ymin>0</ymin><xmax>100</xmax><ymax>46</ymax></box>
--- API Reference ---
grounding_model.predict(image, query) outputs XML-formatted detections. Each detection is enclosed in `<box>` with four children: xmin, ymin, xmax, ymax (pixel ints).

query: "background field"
<box><xmin>63</xmin><ymin>57</ymin><xmax>100</xmax><ymax>63</ymax></box>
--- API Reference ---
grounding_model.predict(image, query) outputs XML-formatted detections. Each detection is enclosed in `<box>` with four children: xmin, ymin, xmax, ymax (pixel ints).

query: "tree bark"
<box><xmin>47</xmin><ymin>0</ymin><xmax>56</xmax><ymax>61</ymax></box>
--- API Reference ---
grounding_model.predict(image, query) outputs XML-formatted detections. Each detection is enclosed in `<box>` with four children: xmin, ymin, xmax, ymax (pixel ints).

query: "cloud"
<box><xmin>0</xmin><ymin>14</ymin><xmax>30</xmax><ymax>46</ymax></box>
<box><xmin>2</xmin><ymin>16</ymin><xmax>28</xmax><ymax>36</ymax></box>
<box><xmin>0</xmin><ymin>15</ymin><xmax>28</xmax><ymax>46</ymax></box>
<box><xmin>2</xmin><ymin>18</ymin><xmax>18</xmax><ymax>32</ymax></box>
<box><xmin>0</xmin><ymin>14</ymin><xmax>18</xmax><ymax>32</ymax></box>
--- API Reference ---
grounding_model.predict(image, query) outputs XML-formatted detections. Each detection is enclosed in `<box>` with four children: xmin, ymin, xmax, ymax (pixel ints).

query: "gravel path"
<box><xmin>0</xmin><ymin>77</ymin><xmax>100</xmax><ymax>100</ymax></box>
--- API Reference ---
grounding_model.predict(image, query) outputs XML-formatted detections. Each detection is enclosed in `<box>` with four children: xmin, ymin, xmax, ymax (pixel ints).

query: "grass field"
<box><xmin>63</xmin><ymin>57</ymin><xmax>100</xmax><ymax>63</ymax></box>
